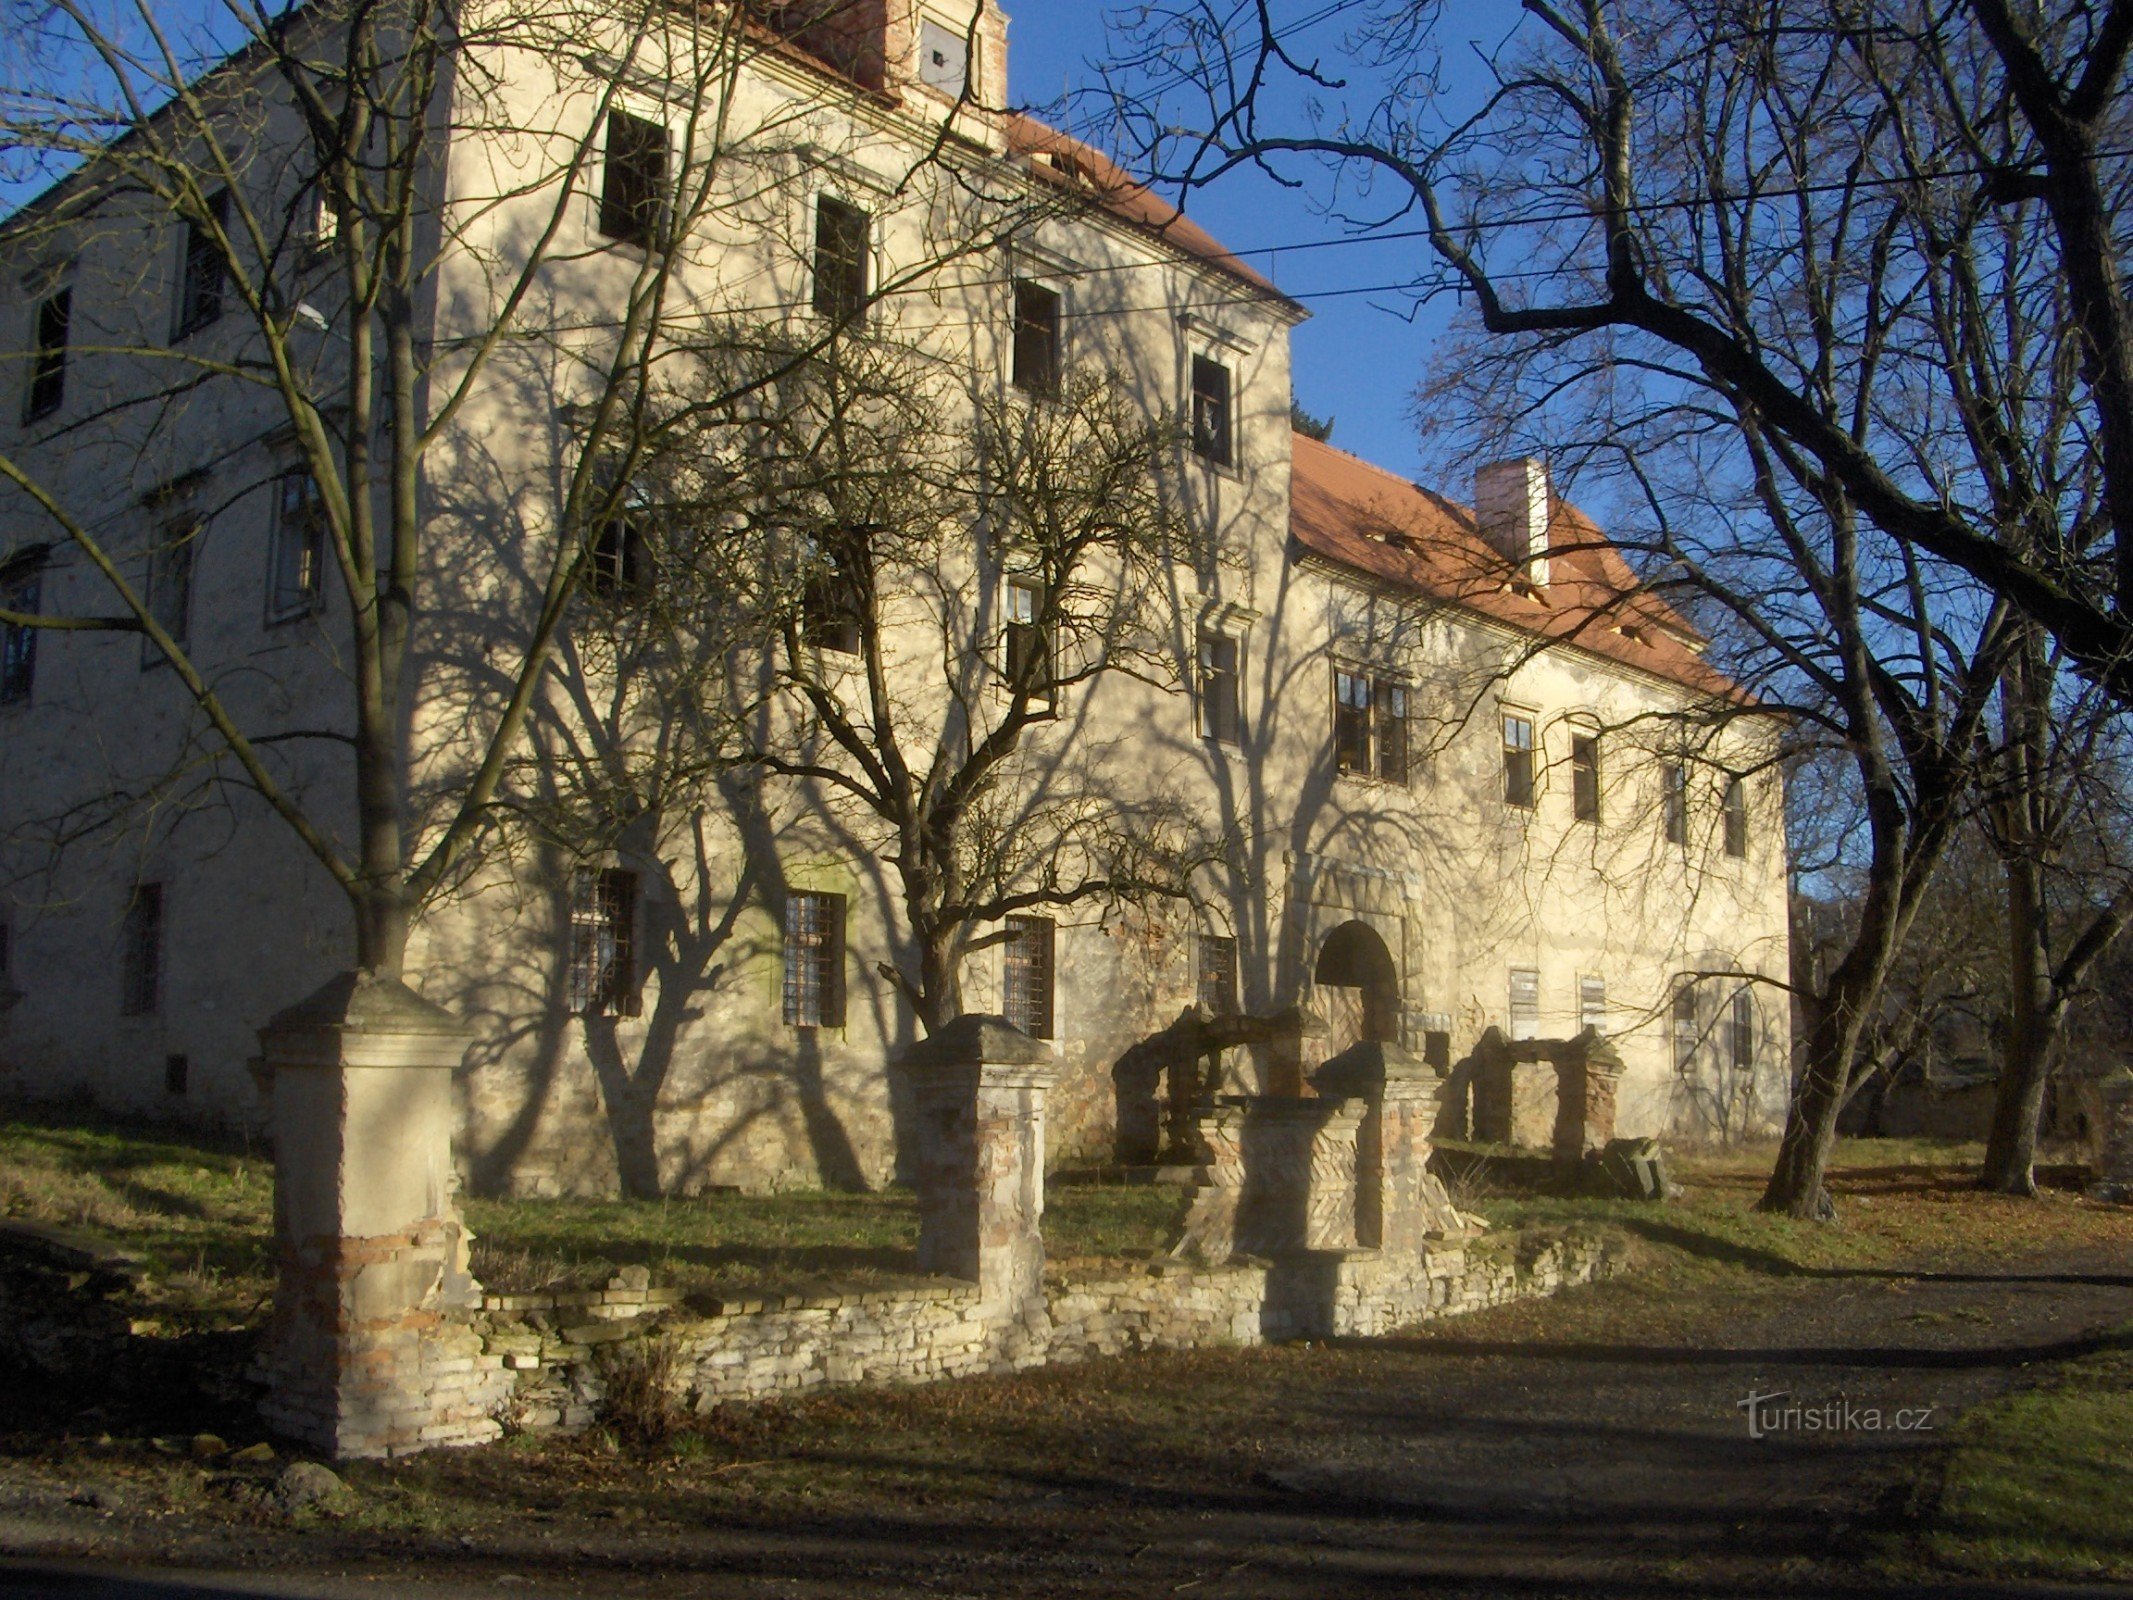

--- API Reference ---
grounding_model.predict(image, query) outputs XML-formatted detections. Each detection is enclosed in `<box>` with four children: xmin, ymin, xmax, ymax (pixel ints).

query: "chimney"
<box><xmin>1474</xmin><ymin>457</ymin><xmax>1550</xmax><ymax>586</ymax></box>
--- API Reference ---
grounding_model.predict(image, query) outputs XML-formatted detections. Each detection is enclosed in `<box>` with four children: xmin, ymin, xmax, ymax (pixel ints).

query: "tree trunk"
<box><xmin>1758</xmin><ymin>978</ymin><xmax>1870</xmax><ymax>1217</ymax></box>
<box><xmin>1981</xmin><ymin>851</ymin><xmax>2059</xmax><ymax>1195</ymax></box>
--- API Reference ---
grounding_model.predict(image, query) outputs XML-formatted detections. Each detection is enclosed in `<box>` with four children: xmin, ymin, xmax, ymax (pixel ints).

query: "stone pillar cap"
<box><xmin>260</xmin><ymin>969</ymin><xmax>471</xmax><ymax>1042</ymax></box>
<box><xmin>1311</xmin><ymin>1038</ymin><xmax>1438</xmax><ymax>1097</ymax></box>
<box><xmin>898</xmin><ymin>1013</ymin><xmax>1054</xmax><ymax>1070</ymax></box>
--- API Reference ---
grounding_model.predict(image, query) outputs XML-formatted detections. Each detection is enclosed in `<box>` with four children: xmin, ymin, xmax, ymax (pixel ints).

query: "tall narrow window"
<box><xmin>811</xmin><ymin>197</ymin><xmax>870</xmax><ymax>324</ymax></box>
<box><xmin>1190</xmin><ymin>354</ymin><xmax>1233</xmax><ymax>465</ymax></box>
<box><xmin>24</xmin><ymin>289</ymin><xmax>70</xmax><ymax>422</ymax></box>
<box><xmin>120</xmin><ymin>884</ymin><xmax>163</xmax><ymax>1016</ymax></box>
<box><xmin>1003</xmin><ymin>577</ymin><xmax>1052</xmax><ymax>700</ymax></box>
<box><xmin>586</xmin><ymin>510</ymin><xmax>649</xmax><ymax>597</ymax></box>
<box><xmin>1723</xmin><ymin>774</ymin><xmax>1749</xmax><ymax>858</ymax></box>
<box><xmin>1729</xmin><ymin>988</ymin><xmax>1756</xmax><ymax>1073</ymax></box>
<box><xmin>0</xmin><ymin>559</ymin><xmax>39</xmax><ymax>706</ymax></box>
<box><xmin>1502</xmin><ymin>712</ymin><xmax>1536</xmax><ymax>808</ymax></box>
<box><xmin>268</xmin><ymin>471</ymin><xmax>327</xmax><ymax>622</ymax></box>
<box><xmin>174</xmin><ymin>190</ymin><xmax>228</xmax><ymax>339</ymax></box>
<box><xmin>1571</xmin><ymin>733</ymin><xmax>1600</xmax><ymax>823</ymax></box>
<box><xmin>1332</xmin><ymin>668</ymin><xmax>1409</xmax><ymax>781</ymax></box>
<box><xmin>1002</xmin><ymin>915</ymin><xmax>1055</xmax><ymax>1039</ymax></box>
<box><xmin>1333</xmin><ymin>668</ymin><xmax>1372</xmax><ymax>775</ymax></box>
<box><xmin>782</xmin><ymin>890</ymin><xmax>847</xmax><ymax>1028</ymax></box>
<box><xmin>1197</xmin><ymin>629</ymin><xmax>1241</xmax><ymax>743</ymax></box>
<box><xmin>568</xmin><ymin>867</ymin><xmax>639</xmax><ymax>1017</ymax></box>
<box><xmin>1012</xmin><ymin>280</ymin><xmax>1061</xmax><ymax>398</ymax></box>
<box><xmin>143</xmin><ymin>525</ymin><xmax>198</xmax><ymax>665</ymax></box>
<box><xmin>1375</xmin><ymin>681</ymin><xmax>1409</xmax><ymax>783</ymax></box>
<box><xmin>1508</xmin><ymin>966</ymin><xmax>1540</xmax><ymax>1040</ymax></box>
<box><xmin>1197</xmin><ymin>933</ymin><xmax>1238</xmax><ymax>1017</ymax></box>
<box><xmin>598</xmin><ymin>109</ymin><xmax>669</xmax><ymax>248</ymax></box>
<box><xmin>1672</xmin><ymin>982</ymin><xmax>1699</xmax><ymax>1074</ymax></box>
<box><xmin>1578</xmin><ymin>974</ymin><xmax>1607</xmax><ymax>1035</ymax></box>
<box><xmin>800</xmin><ymin>550</ymin><xmax>861</xmax><ymax>655</ymax></box>
<box><xmin>1662</xmin><ymin>760</ymin><xmax>1688</xmax><ymax>846</ymax></box>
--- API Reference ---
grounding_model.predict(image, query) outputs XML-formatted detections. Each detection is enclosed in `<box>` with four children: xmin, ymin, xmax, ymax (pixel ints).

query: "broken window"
<box><xmin>1571</xmin><ymin>732</ymin><xmax>1600</xmax><ymax>823</ymax></box>
<box><xmin>1197</xmin><ymin>629</ymin><xmax>1241</xmax><ymax>743</ymax></box>
<box><xmin>1190</xmin><ymin>354</ymin><xmax>1232</xmax><ymax>466</ymax></box>
<box><xmin>1002</xmin><ymin>915</ymin><xmax>1055</xmax><ymax>1039</ymax></box>
<box><xmin>567</xmin><ymin>867</ymin><xmax>640</xmax><ymax>1017</ymax></box>
<box><xmin>782</xmin><ymin>890</ymin><xmax>846</xmax><ymax>1028</ymax></box>
<box><xmin>1012</xmin><ymin>280</ymin><xmax>1061</xmax><ymax>398</ymax></box>
<box><xmin>268</xmin><ymin>471</ymin><xmax>328</xmax><ymax>622</ymax></box>
<box><xmin>174</xmin><ymin>190</ymin><xmax>228</xmax><ymax>339</ymax></box>
<box><xmin>811</xmin><ymin>197</ymin><xmax>870</xmax><ymax>324</ymax></box>
<box><xmin>598</xmin><ymin>109</ymin><xmax>669</xmax><ymax>248</ymax></box>
<box><xmin>24</xmin><ymin>288</ymin><xmax>69</xmax><ymax>423</ymax></box>
<box><xmin>120</xmin><ymin>884</ymin><xmax>163</xmax><ymax>1017</ymax></box>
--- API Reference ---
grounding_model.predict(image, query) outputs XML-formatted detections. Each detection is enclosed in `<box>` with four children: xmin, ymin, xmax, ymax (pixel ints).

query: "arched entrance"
<box><xmin>1313</xmin><ymin>920</ymin><xmax>1401</xmax><ymax>1057</ymax></box>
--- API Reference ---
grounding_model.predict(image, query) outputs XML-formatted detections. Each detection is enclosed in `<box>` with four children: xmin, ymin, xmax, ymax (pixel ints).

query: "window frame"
<box><xmin>172</xmin><ymin>189</ymin><xmax>229</xmax><ymax>341</ymax></box>
<box><xmin>1728</xmin><ymin>988</ymin><xmax>1756</xmax><ymax>1073</ymax></box>
<box><xmin>24</xmin><ymin>287</ymin><xmax>70</xmax><ymax>423</ymax></box>
<box><xmin>1002</xmin><ymin>914</ymin><xmax>1056</xmax><ymax>1040</ymax></box>
<box><xmin>1578</xmin><ymin>973</ymin><xmax>1607</xmax><ymax>1036</ymax></box>
<box><xmin>267</xmin><ymin>470</ymin><xmax>328</xmax><ymax>625</ymax></box>
<box><xmin>567</xmin><ymin>866</ymin><xmax>641</xmax><ymax>1018</ymax></box>
<box><xmin>1722</xmin><ymin>773</ymin><xmax>1749</xmax><ymax>858</ymax></box>
<box><xmin>1507</xmin><ymin>965</ymin><xmax>1541</xmax><ymax>1041</ymax></box>
<box><xmin>120</xmin><ymin>883</ymin><xmax>163</xmax><ymax>1017</ymax></box>
<box><xmin>1570</xmin><ymin>731</ymin><xmax>1601</xmax><ymax>823</ymax></box>
<box><xmin>597</xmin><ymin>107</ymin><xmax>670</xmax><ymax>250</ymax></box>
<box><xmin>1501</xmin><ymin>711</ymin><xmax>1537</xmax><ymax>810</ymax></box>
<box><xmin>1332</xmin><ymin>665</ymin><xmax>1410</xmax><ymax>783</ymax></box>
<box><xmin>1189</xmin><ymin>353</ymin><xmax>1233</xmax><ymax>467</ymax></box>
<box><xmin>811</xmin><ymin>196</ymin><xmax>871</xmax><ymax>326</ymax></box>
<box><xmin>1197</xmin><ymin>628</ymin><xmax>1243</xmax><ymax>744</ymax></box>
<box><xmin>1011</xmin><ymin>279</ymin><xmax>1062</xmax><ymax>399</ymax></box>
<box><xmin>142</xmin><ymin>521</ymin><xmax>199</xmax><ymax>668</ymax></box>
<box><xmin>1662</xmin><ymin>759</ymin><xmax>1689</xmax><ymax>847</ymax></box>
<box><xmin>1002</xmin><ymin>575</ymin><xmax>1054</xmax><ymax>705</ymax></box>
<box><xmin>782</xmin><ymin>890</ymin><xmax>847</xmax><ymax>1029</ymax></box>
<box><xmin>0</xmin><ymin>558</ymin><xmax>41</xmax><ymax>707</ymax></box>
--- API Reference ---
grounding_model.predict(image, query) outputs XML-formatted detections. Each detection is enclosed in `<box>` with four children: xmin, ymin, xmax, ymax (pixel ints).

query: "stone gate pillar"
<box><xmin>254</xmin><ymin>971</ymin><xmax>507</xmax><ymax>1459</ymax></box>
<box><xmin>1314</xmin><ymin>1040</ymin><xmax>1462</xmax><ymax>1251</ymax></box>
<box><xmin>898</xmin><ymin>1015</ymin><xmax>1058</xmax><ymax>1361</ymax></box>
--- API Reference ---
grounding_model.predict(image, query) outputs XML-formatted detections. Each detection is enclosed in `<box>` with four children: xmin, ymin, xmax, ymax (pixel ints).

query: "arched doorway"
<box><xmin>1314</xmin><ymin>920</ymin><xmax>1401</xmax><ymax>1057</ymax></box>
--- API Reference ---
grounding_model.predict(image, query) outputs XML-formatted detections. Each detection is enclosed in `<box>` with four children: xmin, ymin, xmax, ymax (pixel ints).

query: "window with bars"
<box><xmin>268</xmin><ymin>471</ymin><xmax>327</xmax><ymax>622</ymax></box>
<box><xmin>173</xmin><ymin>190</ymin><xmax>228</xmax><ymax>339</ymax></box>
<box><xmin>1723</xmin><ymin>774</ymin><xmax>1749</xmax><ymax>858</ymax></box>
<box><xmin>1012</xmin><ymin>280</ymin><xmax>1061</xmax><ymax>398</ymax></box>
<box><xmin>1197</xmin><ymin>933</ymin><xmax>1238</xmax><ymax>1017</ymax></box>
<box><xmin>1672</xmin><ymin>982</ymin><xmax>1699</xmax><ymax>1074</ymax></box>
<box><xmin>24</xmin><ymin>289</ymin><xmax>69</xmax><ymax>423</ymax></box>
<box><xmin>811</xmin><ymin>197</ymin><xmax>870</xmax><ymax>324</ymax></box>
<box><xmin>1729</xmin><ymin>988</ymin><xmax>1756</xmax><ymax>1073</ymax></box>
<box><xmin>1190</xmin><ymin>354</ymin><xmax>1232</xmax><ymax>466</ymax></box>
<box><xmin>782</xmin><ymin>891</ymin><xmax>846</xmax><ymax>1028</ymax></box>
<box><xmin>1197</xmin><ymin>630</ymin><xmax>1241</xmax><ymax>743</ymax></box>
<box><xmin>1508</xmin><ymin>966</ymin><xmax>1540</xmax><ymax>1040</ymax></box>
<box><xmin>1002</xmin><ymin>915</ymin><xmax>1055</xmax><ymax>1039</ymax></box>
<box><xmin>567</xmin><ymin>867</ymin><xmax>639</xmax><ymax>1017</ymax></box>
<box><xmin>1662</xmin><ymin>760</ymin><xmax>1688</xmax><ymax>846</ymax></box>
<box><xmin>1578</xmin><ymin>973</ymin><xmax>1607</xmax><ymax>1036</ymax></box>
<box><xmin>120</xmin><ymin>884</ymin><xmax>162</xmax><ymax>1016</ymax></box>
<box><xmin>1502</xmin><ymin>712</ymin><xmax>1536</xmax><ymax>808</ymax></box>
<box><xmin>1003</xmin><ymin>577</ymin><xmax>1053</xmax><ymax>701</ymax></box>
<box><xmin>143</xmin><ymin>524</ymin><xmax>198</xmax><ymax>666</ymax></box>
<box><xmin>1333</xmin><ymin>668</ymin><xmax>1408</xmax><ymax>782</ymax></box>
<box><xmin>1571</xmin><ymin>732</ymin><xmax>1600</xmax><ymax>823</ymax></box>
<box><xmin>1</xmin><ymin>560</ymin><xmax>39</xmax><ymax>706</ymax></box>
<box><xmin>598</xmin><ymin>109</ymin><xmax>669</xmax><ymax>248</ymax></box>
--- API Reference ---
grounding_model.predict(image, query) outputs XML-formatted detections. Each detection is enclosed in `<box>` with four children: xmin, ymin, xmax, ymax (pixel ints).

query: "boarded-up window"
<box><xmin>1571</xmin><ymin>733</ymin><xmax>1600</xmax><ymax>822</ymax></box>
<box><xmin>1508</xmin><ymin>966</ymin><xmax>1540</xmax><ymax>1040</ymax></box>
<box><xmin>1579</xmin><ymin>973</ymin><xmax>1607</xmax><ymax>1036</ymax></box>
<box><xmin>568</xmin><ymin>868</ymin><xmax>639</xmax><ymax>1017</ymax></box>
<box><xmin>1003</xmin><ymin>915</ymin><xmax>1055</xmax><ymax>1039</ymax></box>
<box><xmin>812</xmin><ymin>197</ymin><xmax>870</xmax><ymax>324</ymax></box>
<box><xmin>918</xmin><ymin>17</ymin><xmax>970</xmax><ymax>95</ymax></box>
<box><xmin>598</xmin><ymin>109</ymin><xmax>668</xmax><ymax>247</ymax></box>
<box><xmin>25</xmin><ymin>288</ymin><xmax>69</xmax><ymax>422</ymax></box>
<box><xmin>1190</xmin><ymin>354</ymin><xmax>1232</xmax><ymax>465</ymax></box>
<box><xmin>1012</xmin><ymin>280</ymin><xmax>1061</xmax><ymax>398</ymax></box>
<box><xmin>782</xmin><ymin>891</ymin><xmax>846</xmax><ymax>1028</ymax></box>
<box><xmin>1198</xmin><ymin>630</ymin><xmax>1241</xmax><ymax>743</ymax></box>
<box><xmin>1197</xmin><ymin>933</ymin><xmax>1238</xmax><ymax>1017</ymax></box>
<box><xmin>120</xmin><ymin>884</ymin><xmax>163</xmax><ymax>1016</ymax></box>
<box><xmin>174</xmin><ymin>190</ymin><xmax>227</xmax><ymax>339</ymax></box>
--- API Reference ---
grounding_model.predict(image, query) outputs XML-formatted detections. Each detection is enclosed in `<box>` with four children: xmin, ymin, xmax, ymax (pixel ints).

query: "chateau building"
<box><xmin>0</xmin><ymin>0</ymin><xmax>1790</xmax><ymax>1195</ymax></box>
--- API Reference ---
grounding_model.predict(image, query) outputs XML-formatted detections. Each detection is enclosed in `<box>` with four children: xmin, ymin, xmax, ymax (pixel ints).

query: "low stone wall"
<box><xmin>473</xmin><ymin>1228</ymin><xmax>1621</xmax><ymax>1430</ymax></box>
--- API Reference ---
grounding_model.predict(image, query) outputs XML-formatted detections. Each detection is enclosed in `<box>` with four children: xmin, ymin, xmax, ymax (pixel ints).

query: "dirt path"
<box><xmin>4</xmin><ymin>1248</ymin><xmax>2131</xmax><ymax>1599</ymax></box>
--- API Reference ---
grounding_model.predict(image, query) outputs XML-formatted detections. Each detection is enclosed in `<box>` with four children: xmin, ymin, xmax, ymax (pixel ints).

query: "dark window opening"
<box><xmin>586</xmin><ymin>512</ymin><xmax>650</xmax><ymax>597</ymax></box>
<box><xmin>1663</xmin><ymin>760</ymin><xmax>1688</xmax><ymax>846</ymax></box>
<box><xmin>25</xmin><ymin>289</ymin><xmax>70</xmax><ymax>422</ymax></box>
<box><xmin>1502</xmin><ymin>713</ymin><xmax>1536</xmax><ymax>808</ymax></box>
<box><xmin>1</xmin><ymin>561</ymin><xmax>40</xmax><ymax>706</ymax></box>
<box><xmin>120</xmin><ymin>884</ymin><xmax>162</xmax><ymax>1017</ymax></box>
<box><xmin>1729</xmin><ymin>988</ymin><xmax>1755</xmax><ymax>1072</ymax></box>
<box><xmin>1723</xmin><ymin>774</ymin><xmax>1749</xmax><ymax>858</ymax></box>
<box><xmin>568</xmin><ymin>867</ymin><xmax>640</xmax><ymax>1017</ymax></box>
<box><xmin>1003</xmin><ymin>915</ymin><xmax>1055</xmax><ymax>1039</ymax></box>
<box><xmin>1375</xmin><ymin>681</ymin><xmax>1408</xmax><ymax>783</ymax></box>
<box><xmin>164</xmin><ymin>1053</ymin><xmax>189</xmax><ymax>1095</ymax></box>
<box><xmin>1004</xmin><ymin>577</ymin><xmax>1053</xmax><ymax>701</ymax></box>
<box><xmin>1197</xmin><ymin>630</ymin><xmax>1241</xmax><ymax>743</ymax></box>
<box><xmin>801</xmin><ymin>557</ymin><xmax>861</xmax><ymax>655</ymax></box>
<box><xmin>812</xmin><ymin>197</ymin><xmax>870</xmax><ymax>324</ymax></box>
<box><xmin>1197</xmin><ymin>933</ymin><xmax>1238</xmax><ymax>1017</ymax></box>
<box><xmin>143</xmin><ymin>525</ymin><xmax>198</xmax><ymax>666</ymax></box>
<box><xmin>174</xmin><ymin>190</ymin><xmax>228</xmax><ymax>339</ymax></box>
<box><xmin>1190</xmin><ymin>354</ymin><xmax>1232</xmax><ymax>465</ymax></box>
<box><xmin>1012</xmin><ymin>280</ymin><xmax>1061</xmax><ymax>397</ymax></box>
<box><xmin>599</xmin><ymin>109</ymin><xmax>669</xmax><ymax>247</ymax></box>
<box><xmin>783</xmin><ymin>890</ymin><xmax>846</xmax><ymax>1028</ymax></box>
<box><xmin>1571</xmin><ymin>733</ymin><xmax>1600</xmax><ymax>823</ymax></box>
<box><xmin>269</xmin><ymin>471</ymin><xmax>327</xmax><ymax>622</ymax></box>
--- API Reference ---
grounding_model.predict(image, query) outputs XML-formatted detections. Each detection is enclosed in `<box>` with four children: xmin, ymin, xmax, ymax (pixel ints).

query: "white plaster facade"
<box><xmin>0</xmin><ymin>0</ymin><xmax>1790</xmax><ymax>1193</ymax></box>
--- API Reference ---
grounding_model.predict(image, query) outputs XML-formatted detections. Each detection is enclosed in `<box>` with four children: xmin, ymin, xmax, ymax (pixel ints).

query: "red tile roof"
<box><xmin>1003</xmin><ymin>116</ymin><xmax>1305</xmax><ymax>315</ymax></box>
<box><xmin>1288</xmin><ymin>433</ymin><xmax>1748</xmax><ymax>703</ymax></box>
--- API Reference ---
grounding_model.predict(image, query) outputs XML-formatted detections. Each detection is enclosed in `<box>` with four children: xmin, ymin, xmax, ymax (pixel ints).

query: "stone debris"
<box><xmin>272</xmin><ymin>1461</ymin><xmax>355</xmax><ymax>1515</ymax></box>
